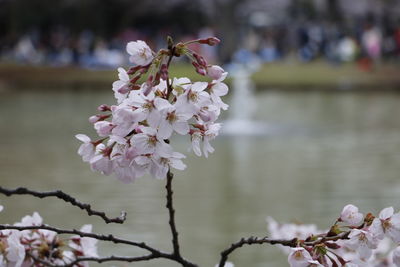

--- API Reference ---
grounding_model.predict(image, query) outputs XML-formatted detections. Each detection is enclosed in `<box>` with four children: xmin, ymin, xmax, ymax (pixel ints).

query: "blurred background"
<box><xmin>1</xmin><ymin>0</ymin><xmax>400</xmax><ymax>266</ymax></box>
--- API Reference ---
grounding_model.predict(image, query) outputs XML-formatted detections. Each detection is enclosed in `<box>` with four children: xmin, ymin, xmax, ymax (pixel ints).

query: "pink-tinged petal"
<box><xmin>191</xmin><ymin>133</ymin><xmax>202</xmax><ymax>157</ymax></box>
<box><xmin>147</xmin><ymin>110</ymin><xmax>161</xmax><ymax>128</ymax></box>
<box><xmin>357</xmin><ymin>241</ymin><xmax>372</xmax><ymax>260</ymax></box>
<box><xmin>90</xmin><ymin>155</ymin><xmax>113</xmax><ymax>176</ymax></box>
<box><xmin>131</xmin><ymin>108</ymin><xmax>148</xmax><ymax>123</ymax></box>
<box><xmin>112</xmin><ymin>80</ymin><xmax>125</xmax><ymax>90</ymax></box>
<box><xmin>393</xmin><ymin>246</ymin><xmax>400</xmax><ymax>266</ymax></box>
<box><xmin>212</xmin><ymin>82</ymin><xmax>229</xmax><ymax>96</ymax></box>
<box><xmin>141</xmin><ymin>127</ymin><xmax>157</xmax><ymax>136</ymax></box>
<box><xmin>150</xmin><ymin>161</ymin><xmax>168</xmax><ymax>179</ymax></box>
<box><xmin>154</xmin><ymin>98</ymin><xmax>172</xmax><ymax>110</ymax></box>
<box><xmin>287</xmin><ymin>247</ymin><xmax>312</xmax><ymax>267</ymax></box>
<box><xmin>135</xmin><ymin>156</ymin><xmax>151</xmax><ymax>165</ymax></box>
<box><xmin>156</xmin><ymin>142</ymin><xmax>173</xmax><ymax>158</ymax></box>
<box><xmin>340</xmin><ymin>204</ymin><xmax>363</xmax><ymax>226</ymax></box>
<box><xmin>173</xmin><ymin>121</ymin><xmax>189</xmax><ymax>135</ymax></box>
<box><xmin>207</xmin><ymin>65</ymin><xmax>225</xmax><ymax>80</ymax></box>
<box><xmin>117</xmin><ymin>67</ymin><xmax>129</xmax><ymax>82</ymax></box>
<box><xmin>387</xmin><ymin>226</ymin><xmax>400</xmax><ymax>243</ymax></box>
<box><xmin>76</xmin><ymin>134</ymin><xmax>91</xmax><ymax>143</ymax></box>
<box><xmin>191</xmin><ymin>81</ymin><xmax>208</xmax><ymax>92</ymax></box>
<box><xmin>214</xmin><ymin>71</ymin><xmax>228</xmax><ymax>83</ymax></box>
<box><xmin>380</xmin><ymin>207</ymin><xmax>394</xmax><ymax>220</ymax></box>
<box><xmin>203</xmin><ymin>139</ymin><xmax>214</xmax><ymax>158</ymax></box>
<box><xmin>172</xmin><ymin>151</ymin><xmax>185</xmax><ymax>159</ymax></box>
<box><xmin>114</xmin><ymin>167</ymin><xmax>136</xmax><ymax>184</ymax></box>
<box><xmin>370</xmin><ymin>218</ymin><xmax>384</xmax><ymax>240</ymax></box>
<box><xmin>391</xmin><ymin>213</ymin><xmax>400</xmax><ymax>226</ymax></box>
<box><xmin>126</xmin><ymin>41</ymin><xmax>154</xmax><ymax>66</ymax></box>
<box><xmin>157</xmin><ymin>120</ymin><xmax>174</xmax><ymax>140</ymax></box>
<box><xmin>170</xmin><ymin>158</ymin><xmax>186</xmax><ymax>170</ymax></box>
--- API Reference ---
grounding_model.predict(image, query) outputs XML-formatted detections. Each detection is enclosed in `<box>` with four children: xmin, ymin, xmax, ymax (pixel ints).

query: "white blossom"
<box><xmin>340</xmin><ymin>204</ymin><xmax>364</xmax><ymax>226</ymax></box>
<box><xmin>288</xmin><ymin>247</ymin><xmax>313</xmax><ymax>267</ymax></box>
<box><xmin>345</xmin><ymin>229</ymin><xmax>379</xmax><ymax>260</ymax></box>
<box><xmin>126</xmin><ymin>40</ymin><xmax>154</xmax><ymax>66</ymax></box>
<box><xmin>370</xmin><ymin>207</ymin><xmax>400</xmax><ymax>243</ymax></box>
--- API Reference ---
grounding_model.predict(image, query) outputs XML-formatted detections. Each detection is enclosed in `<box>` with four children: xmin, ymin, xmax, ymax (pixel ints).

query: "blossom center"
<box><xmin>188</xmin><ymin>91</ymin><xmax>198</xmax><ymax>102</ymax></box>
<box><xmin>147</xmin><ymin>135</ymin><xmax>157</xmax><ymax>147</ymax></box>
<box><xmin>167</xmin><ymin>111</ymin><xmax>177</xmax><ymax>123</ymax></box>
<box><xmin>294</xmin><ymin>250</ymin><xmax>304</xmax><ymax>260</ymax></box>
<box><xmin>382</xmin><ymin>219</ymin><xmax>392</xmax><ymax>231</ymax></box>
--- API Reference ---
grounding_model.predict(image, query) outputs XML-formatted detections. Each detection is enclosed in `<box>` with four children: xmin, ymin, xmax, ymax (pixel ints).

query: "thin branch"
<box><xmin>0</xmin><ymin>186</ymin><xmax>126</xmax><ymax>224</ymax></box>
<box><xmin>0</xmin><ymin>224</ymin><xmax>163</xmax><ymax>255</ymax></box>
<box><xmin>166</xmin><ymin>170</ymin><xmax>180</xmax><ymax>256</ymax></box>
<box><xmin>218</xmin><ymin>236</ymin><xmax>298</xmax><ymax>267</ymax></box>
<box><xmin>29</xmin><ymin>253</ymin><xmax>161</xmax><ymax>267</ymax></box>
<box><xmin>218</xmin><ymin>230</ymin><xmax>352</xmax><ymax>267</ymax></box>
<box><xmin>165</xmin><ymin>171</ymin><xmax>198</xmax><ymax>267</ymax></box>
<box><xmin>165</xmin><ymin>45</ymin><xmax>175</xmax><ymax>100</ymax></box>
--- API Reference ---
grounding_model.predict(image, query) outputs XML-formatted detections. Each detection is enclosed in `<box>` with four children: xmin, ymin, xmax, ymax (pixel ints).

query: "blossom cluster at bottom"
<box><xmin>0</xmin><ymin>208</ymin><xmax>97</xmax><ymax>267</ymax></box>
<box><xmin>268</xmin><ymin>205</ymin><xmax>400</xmax><ymax>267</ymax></box>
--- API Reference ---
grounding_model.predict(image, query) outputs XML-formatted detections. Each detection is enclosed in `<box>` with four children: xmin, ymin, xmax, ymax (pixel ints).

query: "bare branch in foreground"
<box><xmin>29</xmin><ymin>253</ymin><xmax>162</xmax><ymax>267</ymax></box>
<box><xmin>0</xmin><ymin>186</ymin><xmax>126</xmax><ymax>224</ymax></box>
<box><xmin>218</xmin><ymin>236</ymin><xmax>298</xmax><ymax>267</ymax></box>
<box><xmin>165</xmin><ymin>170</ymin><xmax>198</xmax><ymax>267</ymax></box>
<box><xmin>0</xmin><ymin>224</ymin><xmax>162</xmax><ymax>254</ymax></box>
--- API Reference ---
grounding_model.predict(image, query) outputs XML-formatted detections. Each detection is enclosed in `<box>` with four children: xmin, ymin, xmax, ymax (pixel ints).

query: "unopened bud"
<box><xmin>199</xmin><ymin>37</ymin><xmax>220</xmax><ymax>46</ymax></box>
<box><xmin>130</xmin><ymin>75</ymin><xmax>141</xmax><ymax>84</ymax></box>
<box><xmin>98</xmin><ymin>104</ymin><xmax>111</xmax><ymax>112</ymax></box>
<box><xmin>192</xmin><ymin>62</ymin><xmax>206</xmax><ymax>76</ymax></box>
<box><xmin>325</xmin><ymin>242</ymin><xmax>341</xmax><ymax>249</ymax></box>
<box><xmin>160</xmin><ymin>64</ymin><xmax>168</xmax><ymax>80</ymax></box>
<box><xmin>89</xmin><ymin>114</ymin><xmax>111</xmax><ymax>123</ymax></box>
<box><xmin>193</xmin><ymin>53</ymin><xmax>207</xmax><ymax>67</ymax></box>
<box><xmin>130</xmin><ymin>84</ymin><xmax>141</xmax><ymax>90</ymax></box>
<box><xmin>118</xmin><ymin>85</ymin><xmax>130</xmax><ymax>94</ymax></box>
<box><xmin>207</xmin><ymin>65</ymin><xmax>224</xmax><ymax>80</ymax></box>
<box><xmin>127</xmin><ymin>65</ymin><xmax>141</xmax><ymax>75</ymax></box>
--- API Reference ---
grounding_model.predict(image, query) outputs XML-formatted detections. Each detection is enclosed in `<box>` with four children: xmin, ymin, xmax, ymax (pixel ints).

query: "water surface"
<box><xmin>1</xmin><ymin>89</ymin><xmax>400</xmax><ymax>266</ymax></box>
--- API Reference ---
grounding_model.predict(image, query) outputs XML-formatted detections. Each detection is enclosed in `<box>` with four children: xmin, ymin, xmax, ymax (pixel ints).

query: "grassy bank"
<box><xmin>0</xmin><ymin>62</ymin><xmax>399</xmax><ymax>91</ymax></box>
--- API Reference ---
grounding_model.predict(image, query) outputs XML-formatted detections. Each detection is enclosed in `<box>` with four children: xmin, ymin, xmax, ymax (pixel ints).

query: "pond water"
<box><xmin>1</xmin><ymin>88</ymin><xmax>400</xmax><ymax>266</ymax></box>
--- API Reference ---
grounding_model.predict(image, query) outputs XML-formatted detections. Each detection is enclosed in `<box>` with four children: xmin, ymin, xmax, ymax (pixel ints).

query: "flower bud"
<box><xmin>192</xmin><ymin>62</ymin><xmax>206</xmax><ymax>76</ymax></box>
<box><xmin>199</xmin><ymin>37</ymin><xmax>220</xmax><ymax>46</ymax></box>
<box><xmin>193</xmin><ymin>53</ymin><xmax>207</xmax><ymax>67</ymax></box>
<box><xmin>207</xmin><ymin>65</ymin><xmax>224</xmax><ymax>80</ymax></box>
<box><xmin>118</xmin><ymin>85</ymin><xmax>130</xmax><ymax>94</ymax></box>
<box><xmin>89</xmin><ymin>114</ymin><xmax>111</xmax><ymax>123</ymax></box>
<box><xmin>97</xmin><ymin>104</ymin><xmax>111</xmax><ymax>112</ymax></box>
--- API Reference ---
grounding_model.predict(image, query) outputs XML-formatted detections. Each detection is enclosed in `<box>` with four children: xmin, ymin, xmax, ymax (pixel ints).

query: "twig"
<box><xmin>166</xmin><ymin>171</ymin><xmax>180</xmax><ymax>256</ymax></box>
<box><xmin>218</xmin><ymin>236</ymin><xmax>298</xmax><ymax>267</ymax></box>
<box><xmin>165</xmin><ymin>170</ymin><xmax>198</xmax><ymax>267</ymax></box>
<box><xmin>0</xmin><ymin>186</ymin><xmax>126</xmax><ymax>224</ymax></box>
<box><xmin>0</xmin><ymin>224</ymin><xmax>163</xmax><ymax>255</ymax></box>
<box><xmin>29</xmin><ymin>253</ymin><xmax>162</xmax><ymax>267</ymax></box>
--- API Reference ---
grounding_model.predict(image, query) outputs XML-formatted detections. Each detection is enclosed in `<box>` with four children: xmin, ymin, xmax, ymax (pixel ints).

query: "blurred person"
<box><xmin>14</xmin><ymin>35</ymin><xmax>43</xmax><ymax>64</ymax></box>
<box><xmin>337</xmin><ymin>35</ymin><xmax>358</xmax><ymax>62</ymax></box>
<box><xmin>361</xmin><ymin>23</ymin><xmax>382</xmax><ymax>62</ymax></box>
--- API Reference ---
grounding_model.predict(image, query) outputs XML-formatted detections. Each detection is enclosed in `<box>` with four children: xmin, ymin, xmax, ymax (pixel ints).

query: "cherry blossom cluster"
<box><xmin>0</xmin><ymin>208</ymin><xmax>97</xmax><ymax>267</ymax></box>
<box><xmin>268</xmin><ymin>205</ymin><xmax>400</xmax><ymax>267</ymax></box>
<box><xmin>76</xmin><ymin>37</ymin><xmax>229</xmax><ymax>182</ymax></box>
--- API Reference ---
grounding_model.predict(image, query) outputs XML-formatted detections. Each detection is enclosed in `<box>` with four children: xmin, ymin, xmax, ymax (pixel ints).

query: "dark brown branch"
<box><xmin>0</xmin><ymin>186</ymin><xmax>126</xmax><ymax>224</ymax></box>
<box><xmin>0</xmin><ymin>224</ymin><xmax>163</xmax><ymax>255</ymax></box>
<box><xmin>30</xmin><ymin>253</ymin><xmax>161</xmax><ymax>267</ymax></box>
<box><xmin>165</xmin><ymin>45</ymin><xmax>175</xmax><ymax>100</ymax></box>
<box><xmin>165</xmin><ymin>171</ymin><xmax>198</xmax><ymax>267</ymax></box>
<box><xmin>166</xmin><ymin>171</ymin><xmax>180</xmax><ymax>256</ymax></box>
<box><xmin>218</xmin><ymin>236</ymin><xmax>298</xmax><ymax>267</ymax></box>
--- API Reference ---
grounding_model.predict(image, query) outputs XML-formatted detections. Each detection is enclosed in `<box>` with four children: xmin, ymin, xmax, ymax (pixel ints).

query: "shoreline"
<box><xmin>0</xmin><ymin>62</ymin><xmax>399</xmax><ymax>91</ymax></box>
